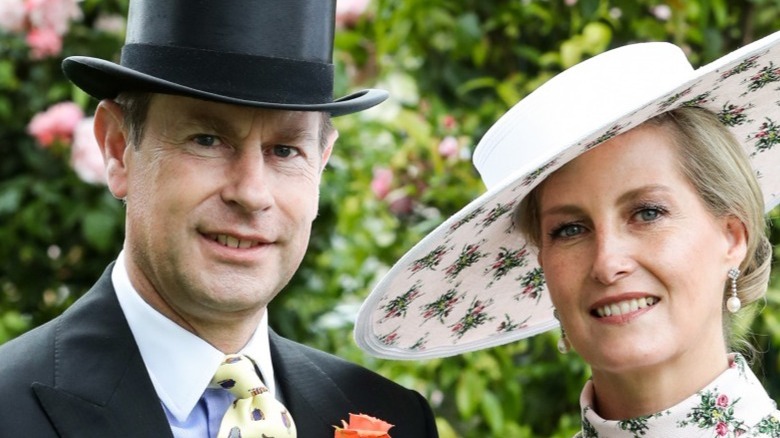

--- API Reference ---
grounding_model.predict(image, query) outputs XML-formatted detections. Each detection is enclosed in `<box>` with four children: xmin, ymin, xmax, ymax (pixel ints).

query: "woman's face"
<box><xmin>536</xmin><ymin>123</ymin><xmax>746</xmax><ymax>376</ymax></box>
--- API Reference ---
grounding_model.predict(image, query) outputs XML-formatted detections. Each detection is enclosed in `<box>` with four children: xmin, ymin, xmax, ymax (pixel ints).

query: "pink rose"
<box><xmin>716</xmin><ymin>421</ymin><xmax>728</xmax><ymax>436</ymax></box>
<box><xmin>26</xmin><ymin>0</ymin><xmax>81</xmax><ymax>36</ymax></box>
<box><xmin>26</xmin><ymin>27</ymin><xmax>62</xmax><ymax>59</ymax></box>
<box><xmin>0</xmin><ymin>0</ymin><xmax>27</xmax><ymax>33</ymax></box>
<box><xmin>442</xmin><ymin>115</ymin><xmax>457</xmax><ymax>130</ymax></box>
<box><xmin>27</xmin><ymin>101</ymin><xmax>84</xmax><ymax>147</ymax></box>
<box><xmin>23</xmin><ymin>0</ymin><xmax>81</xmax><ymax>58</ymax></box>
<box><xmin>335</xmin><ymin>0</ymin><xmax>369</xmax><ymax>27</ymax></box>
<box><xmin>716</xmin><ymin>394</ymin><xmax>729</xmax><ymax>408</ymax></box>
<box><xmin>388</xmin><ymin>195</ymin><xmax>414</xmax><ymax>216</ymax></box>
<box><xmin>334</xmin><ymin>413</ymin><xmax>393</xmax><ymax>438</ymax></box>
<box><xmin>70</xmin><ymin>117</ymin><xmax>107</xmax><ymax>185</ymax></box>
<box><xmin>370</xmin><ymin>167</ymin><xmax>393</xmax><ymax>200</ymax></box>
<box><xmin>437</xmin><ymin>136</ymin><xmax>459</xmax><ymax>158</ymax></box>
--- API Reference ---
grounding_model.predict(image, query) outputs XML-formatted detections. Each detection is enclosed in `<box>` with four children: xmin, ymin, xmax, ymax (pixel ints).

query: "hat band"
<box><xmin>120</xmin><ymin>43</ymin><xmax>334</xmax><ymax>105</ymax></box>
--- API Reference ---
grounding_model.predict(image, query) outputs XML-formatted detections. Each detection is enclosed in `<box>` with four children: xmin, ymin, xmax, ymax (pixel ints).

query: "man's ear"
<box><xmin>94</xmin><ymin>100</ymin><xmax>130</xmax><ymax>199</ymax></box>
<box><xmin>723</xmin><ymin>215</ymin><xmax>748</xmax><ymax>268</ymax></box>
<box><xmin>319</xmin><ymin>128</ymin><xmax>338</xmax><ymax>174</ymax></box>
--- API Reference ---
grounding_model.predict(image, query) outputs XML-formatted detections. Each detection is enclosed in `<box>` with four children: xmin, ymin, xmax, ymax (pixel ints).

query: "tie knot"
<box><xmin>211</xmin><ymin>354</ymin><xmax>268</xmax><ymax>399</ymax></box>
<box><xmin>211</xmin><ymin>354</ymin><xmax>297</xmax><ymax>437</ymax></box>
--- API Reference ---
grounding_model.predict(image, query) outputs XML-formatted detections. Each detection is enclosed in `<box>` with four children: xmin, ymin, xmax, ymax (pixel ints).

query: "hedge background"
<box><xmin>1</xmin><ymin>1</ymin><xmax>779</xmax><ymax>436</ymax></box>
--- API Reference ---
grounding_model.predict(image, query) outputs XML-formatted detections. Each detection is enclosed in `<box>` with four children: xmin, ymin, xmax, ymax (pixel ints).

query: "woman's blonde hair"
<box><xmin>517</xmin><ymin>107</ymin><xmax>771</xmax><ymax>344</ymax></box>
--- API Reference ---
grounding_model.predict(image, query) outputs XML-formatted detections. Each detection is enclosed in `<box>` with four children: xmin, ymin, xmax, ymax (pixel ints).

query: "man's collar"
<box><xmin>111</xmin><ymin>251</ymin><xmax>275</xmax><ymax>422</ymax></box>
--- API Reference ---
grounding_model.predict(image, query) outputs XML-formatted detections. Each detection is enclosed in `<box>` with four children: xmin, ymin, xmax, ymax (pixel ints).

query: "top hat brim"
<box><xmin>354</xmin><ymin>31</ymin><xmax>780</xmax><ymax>360</ymax></box>
<box><xmin>63</xmin><ymin>56</ymin><xmax>388</xmax><ymax>117</ymax></box>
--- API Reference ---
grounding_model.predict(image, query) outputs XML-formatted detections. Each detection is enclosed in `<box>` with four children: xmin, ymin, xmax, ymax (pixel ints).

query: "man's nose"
<box><xmin>220</xmin><ymin>150</ymin><xmax>275</xmax><ymax>212</ymax></box>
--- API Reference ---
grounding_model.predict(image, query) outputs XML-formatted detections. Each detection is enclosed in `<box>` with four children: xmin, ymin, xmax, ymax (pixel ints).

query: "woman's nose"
<box><xmin>589</xmin><ymin>229</ymin><xmax>636</xmax><ymax>285</ymax></box>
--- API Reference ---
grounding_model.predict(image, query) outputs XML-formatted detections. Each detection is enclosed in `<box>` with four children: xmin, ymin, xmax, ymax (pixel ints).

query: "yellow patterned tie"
<box><xmin>211</xmin><ymin>354</ymin><xmax>296</xmax><ymax>438</ymax></box>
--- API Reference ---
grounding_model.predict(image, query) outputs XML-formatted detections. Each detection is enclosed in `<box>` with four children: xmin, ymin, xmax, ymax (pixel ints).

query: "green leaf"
<box><xmin>0</xmin><ymin>60</ymin><xmax>18</xmax><ymax>89</ymax></box>
<box><xmin>82</xmin><ymin>209</ymin><xmax>119</xmax><ymax>252</ymax></box>
<box><xmin>455</xmin><ymin>370</ymin><xmax>486</xmax><ymax>418</ymax></box>
<box><xmin>0</xmin><ymin>185</ymin><xmax>23</xmax><ymax>215</ymax></box>
<box><xmin>481</xmin><ymin>391</ymin><xmax>505</xmax><ymax>434</ymax></box>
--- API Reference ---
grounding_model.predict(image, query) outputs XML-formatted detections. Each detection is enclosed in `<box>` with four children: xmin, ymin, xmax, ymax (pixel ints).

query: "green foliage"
<box><xmin>2</xmin><ymin>1</ymin><xmax>780</xmax><ymax>436</ymax></box>
<box><xmin>0</xmin><ymin>0</ymin><xmax>127</xmax><ymax>336</ymax></box>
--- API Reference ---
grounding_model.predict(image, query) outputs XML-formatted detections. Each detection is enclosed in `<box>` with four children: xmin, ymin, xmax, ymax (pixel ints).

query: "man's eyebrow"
<box><xmin>274</xmin><ymin>126</ymin><xmax>318</xmax><ymax>145</ymax></box>
<box><xmin>174</xmin><ymin>111</ymin><xmax>318</xmax><ymax>144</ymax></box>
<box><xmin>177</xmin><ymin>112</ymin><xmax>241</xmax><ymax>138</ymax></box>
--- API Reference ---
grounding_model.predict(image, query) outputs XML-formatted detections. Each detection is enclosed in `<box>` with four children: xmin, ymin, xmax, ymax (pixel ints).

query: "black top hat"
<box><xmin>62</xmin><ymin>0</ymin><xmax>387</xmax><ymax>116</ymax></box>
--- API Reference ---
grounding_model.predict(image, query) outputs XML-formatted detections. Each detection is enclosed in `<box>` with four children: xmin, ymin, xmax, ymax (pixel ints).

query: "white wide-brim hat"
<box><xmin>355</xmin><ymin>30</ymin><xmax>780</xmax><ymax>360</ymax></box>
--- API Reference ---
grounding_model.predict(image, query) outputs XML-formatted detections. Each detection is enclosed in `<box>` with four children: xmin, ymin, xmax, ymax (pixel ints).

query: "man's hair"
<box><xmin>114</xmin><ymin>91</ymin><xmax>153</xmax><ymax>149</ymax></box>
<box><xmin>114</xmin><ymin>91</ymin><xmax>334</xmax><ymax>151</ymax></box>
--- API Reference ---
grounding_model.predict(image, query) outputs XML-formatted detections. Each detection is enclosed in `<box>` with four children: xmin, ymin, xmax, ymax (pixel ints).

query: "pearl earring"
<box><xmin>726</xmin><ymin>267</ymin><xmax>741</xmax><ymax>314</ymax></box>
<box><xmin>553</xmin><ymin>309</ymin><xmax>571</xmax><ymax>354</ymax></box>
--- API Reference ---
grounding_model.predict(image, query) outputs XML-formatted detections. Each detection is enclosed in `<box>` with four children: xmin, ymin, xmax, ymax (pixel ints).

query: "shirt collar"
<box><xmin>579</xmin><ymin>353</ymin><xmax>778</xmax><ymax>437</ymax></box>
<box><xmin>111</xmin><ymin>251</ymin><xmax>276</xmax><ymax>422</ymax></box>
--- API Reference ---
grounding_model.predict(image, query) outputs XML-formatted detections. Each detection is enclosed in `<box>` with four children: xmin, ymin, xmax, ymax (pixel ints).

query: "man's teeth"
<box><xmin>595</xmin><ymin>297</ymin><xmax>657</xmax><ymax>317</ymax></box>
<box><xmin>214</xmin><ymin>234</ymin><xmax>256</xmax><ymax>249</ymax></box>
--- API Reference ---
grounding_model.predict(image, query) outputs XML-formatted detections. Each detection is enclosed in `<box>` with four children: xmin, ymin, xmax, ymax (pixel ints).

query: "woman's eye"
<box><xmin>635</xmin><ymin>207</ymin><xmax>663</xmax><ymax>222</ymax></box>
<box><xmin>551</xmin><ymin>223</ymin><xmax>584</xmax><ymax>239</ymax></box>
<box><xmin>193</xmin><ymin>135</ymin><xmax>221</xmax><ymax>147</ymax></box>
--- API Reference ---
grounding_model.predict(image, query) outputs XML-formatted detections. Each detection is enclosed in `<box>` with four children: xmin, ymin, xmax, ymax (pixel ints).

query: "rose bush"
<box><xmin>70</xmin><ymin>117</ymin><xmax>106</xmax><ymax>185</ymax></box>
<box><xmin>26</xmin><ymin>101</ymin><xmax>83</xmax><ymax>147</ymax></box>
<box><xmin>0</xmin><ymin>0</ymin><xmax>81</xmax><ymax>59</ymax></box>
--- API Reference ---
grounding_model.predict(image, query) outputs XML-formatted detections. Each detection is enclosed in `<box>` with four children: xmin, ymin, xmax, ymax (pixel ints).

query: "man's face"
<box><xmin>99</xmin><ymin>94</ymin><xmax>332</xmax><ymax>328</ymax></box>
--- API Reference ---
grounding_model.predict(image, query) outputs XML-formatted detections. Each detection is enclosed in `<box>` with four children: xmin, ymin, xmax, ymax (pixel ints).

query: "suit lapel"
<box><xmin>33</xmin><ymin>265</ymin><xmax>172</xmax><ymax>438</ymax></box>
<box><xmin>270</xmin><ymin>331</ymin><xmax>356</xmax><ymax>436</ymax></box>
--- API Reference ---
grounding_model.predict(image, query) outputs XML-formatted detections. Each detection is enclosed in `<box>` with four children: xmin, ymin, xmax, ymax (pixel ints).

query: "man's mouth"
<box><xmin>207</xmin><ymin>233</ymin><xmax>264</xmax><ymax>249</ymax></box>
<box><xmin>593</xmin><ymin>296</ymin><xmax>658</xmax><ymax>318</ymax></box>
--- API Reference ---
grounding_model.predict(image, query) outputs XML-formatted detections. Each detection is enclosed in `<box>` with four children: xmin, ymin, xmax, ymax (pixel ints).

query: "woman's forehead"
<box><xmin>537</xmin><ymin>125</ymin><xmax>685</xmax><ymax>204</ymax></box>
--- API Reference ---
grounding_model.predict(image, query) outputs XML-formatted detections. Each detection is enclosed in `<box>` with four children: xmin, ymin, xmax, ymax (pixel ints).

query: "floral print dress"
<box><xmin>575</xmin><ymin>354</ymin><xmax>780</xmax><ymax>437</ymax></box>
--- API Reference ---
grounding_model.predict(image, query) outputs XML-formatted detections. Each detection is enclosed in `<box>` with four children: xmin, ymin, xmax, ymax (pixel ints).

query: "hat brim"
<box><xmin>355</xmin><ymin>31</ymin><xmax>780</xmax><ymax>360</ymax></box>
<box><xmin>63</xmin><ymin>56</ymin><xmax>388</xmax><ymax>117</ymax></box>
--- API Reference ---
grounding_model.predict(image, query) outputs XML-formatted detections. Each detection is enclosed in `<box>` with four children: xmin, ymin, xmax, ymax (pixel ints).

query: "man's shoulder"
<box><xmin>273</xmin><ymin>335</ymin><xmax>430</xmax><ymax>403</ymax></box>
<box><xmin>0</xmin><ymin>316</ymin><xmax>60</xmax><ymax>434</ymax></box>
<box><xmin>0</xmin><ymin>317</ymin><xmax>58</xmax><ymax>381</ymax></box>
<box><xmin>272</xmin><ymin>333</ymin><xmax>402</xmax><ymax>387</ymax></box>
<box><xmin>271</xmin><ymin>333</ymin><xmax>439</xmax><ymax>437</ymax></box>
<box><xmin>0</xmin><ymin>268</ymin><xmax>117</xmax><ymax>386</ymax></box>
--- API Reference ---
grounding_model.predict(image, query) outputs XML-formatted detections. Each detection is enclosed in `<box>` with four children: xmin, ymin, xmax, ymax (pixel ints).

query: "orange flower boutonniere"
<box><xmin>334</xmin><ymin>413</ymin><xmax>394</xmax><ymax>438</ymax></box>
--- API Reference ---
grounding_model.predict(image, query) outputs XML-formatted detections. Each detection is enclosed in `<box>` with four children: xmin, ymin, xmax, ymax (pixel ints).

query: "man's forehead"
<box><xmin>149</xmin><ymin>93</ymin><xmax>322</xmax><ymax>134</ymax></box>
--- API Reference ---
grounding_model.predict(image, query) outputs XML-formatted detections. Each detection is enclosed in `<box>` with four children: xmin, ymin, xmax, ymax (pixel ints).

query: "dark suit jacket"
<box><xmin>0</xmin><ymin>264</ymin><xmax>438</xmax><ymax>437</ymax></box>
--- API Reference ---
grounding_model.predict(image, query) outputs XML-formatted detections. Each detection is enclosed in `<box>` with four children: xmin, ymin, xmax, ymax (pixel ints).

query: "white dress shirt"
<box><xmin>111</xmin><ymin>251</ymin><xmax>277</xmax><ymax>438</ymax></box>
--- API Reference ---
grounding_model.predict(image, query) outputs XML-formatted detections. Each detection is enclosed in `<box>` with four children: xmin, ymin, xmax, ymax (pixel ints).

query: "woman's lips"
<box><xmin>592</xmin><ymin>296</ymin><xmax>659</xmax><ymax>318</ymax></box>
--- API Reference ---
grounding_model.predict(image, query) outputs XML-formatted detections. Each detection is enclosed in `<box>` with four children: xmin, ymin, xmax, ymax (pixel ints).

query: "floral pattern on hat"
<box><xmin>743</xmin><ymin>61</ymin><xmax>780</xmax><ymax>93</ymax></box>
<box><xmin>718</xmin><ymin>102</ymin><xmax>755</xmax><ymax>126</ymax></box>
<box><xmin>355</xmin><ymin>32</ymin><xmax>780</xmax><ymax>360</ymax></box>
<box><xmin>484</xmin><ymin>246</ymin><xmax>529</xmax><ymax>287</ymax></box>
<box><xmin>750</xmin><ymin>118</ymin><xmax>780</xmax><ymax>156</ymax></box>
